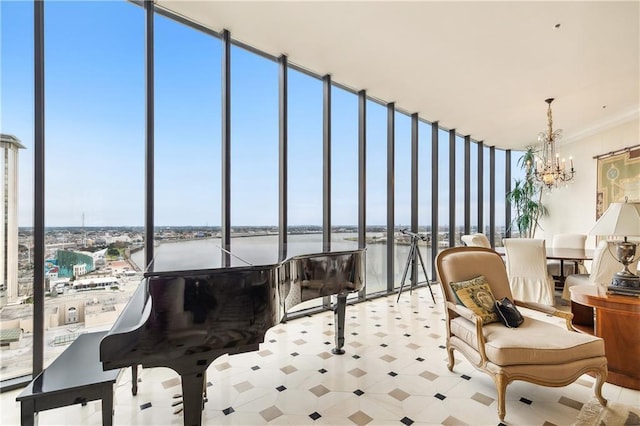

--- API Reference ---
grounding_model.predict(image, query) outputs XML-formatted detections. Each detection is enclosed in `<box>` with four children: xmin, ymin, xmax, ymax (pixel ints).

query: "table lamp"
<box><xmin>589</xmin><ymin>198</ymin><xmax>640</xmax><ymax>296</ymax></box>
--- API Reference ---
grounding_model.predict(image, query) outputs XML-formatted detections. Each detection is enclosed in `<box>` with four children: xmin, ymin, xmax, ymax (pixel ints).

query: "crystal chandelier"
<box><xmin>530</xmin><ymin>98</ymin><xmax>575</xmax><ymax>189</ymax></box>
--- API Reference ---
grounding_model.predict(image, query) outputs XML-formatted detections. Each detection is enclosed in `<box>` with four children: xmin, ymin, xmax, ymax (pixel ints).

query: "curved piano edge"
<box><xmin>286</xmin><ymin>247</ymin><xmax>367</xmax><ymax>261</ymax></box>
<box><xmin>279</xmin><ymin>250</ymin><xmax>365</xmax><ymax>357</ymax></box>
<box><xmin>100</xmin><ymin>278</ymin><xmax>151</xmax><ymax>369</ymax></box>
<box><xmin>279</xmin><ymin>248</ymin><xmax>366</xmax><ymax>313</ymax></box>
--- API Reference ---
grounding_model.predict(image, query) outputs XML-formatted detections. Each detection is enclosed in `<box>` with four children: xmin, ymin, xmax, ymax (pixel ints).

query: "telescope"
<box><xmin>397</xmin><ymin>229</ymin><xmax>435</xmax><ymax>302</ymax></box>
<box><xmin>400</xmin><ymin>229</ymin><xmax>428</xmax><ymax>241</ymax></box>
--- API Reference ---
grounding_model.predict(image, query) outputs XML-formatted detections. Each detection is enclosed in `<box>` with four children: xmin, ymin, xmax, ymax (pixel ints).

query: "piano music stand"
<box><xmin>397</xmin><ymin>230</ymin><xmax>436</xmax><ymax>303</ymax></box>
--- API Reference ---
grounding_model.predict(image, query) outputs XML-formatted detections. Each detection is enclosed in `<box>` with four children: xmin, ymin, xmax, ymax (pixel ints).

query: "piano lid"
<box><xmin>145</xmin><ymin>242</ymin><xmax>365</xmax><ymax>277</ymax></box>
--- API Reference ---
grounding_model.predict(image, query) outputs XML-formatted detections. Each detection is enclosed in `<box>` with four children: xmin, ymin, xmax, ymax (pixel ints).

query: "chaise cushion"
<box><xmin>450</xmin><ymin>316</ymin><xmax>605</xmax><ymax>366</ymax></box>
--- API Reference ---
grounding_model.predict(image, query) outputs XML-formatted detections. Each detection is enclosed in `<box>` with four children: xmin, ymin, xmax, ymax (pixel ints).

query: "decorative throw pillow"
<box><xmin>494</xmin><ymin>297</ymin><xmax>524</xmax><ymax>328</ymax></box>
<box><xmin>450</xmin><ymin>275</ymin><xmax>499</xmax><ymax>324</ymax></box>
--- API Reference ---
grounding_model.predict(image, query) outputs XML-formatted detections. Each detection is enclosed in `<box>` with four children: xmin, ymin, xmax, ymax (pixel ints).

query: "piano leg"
<box><xmin>332</xmin><ymin>294</ymin><xmax>347</xmax><ymax>355</ymax></box>
<box><xmin>131</xmin><ymin>364</ymin><xmax>138</xmax><ymax>396</ymax></box>
<box><xmin>180</xmin><ymin>371</ymin><xmax>206</xmax><ymax>426</ymax></box>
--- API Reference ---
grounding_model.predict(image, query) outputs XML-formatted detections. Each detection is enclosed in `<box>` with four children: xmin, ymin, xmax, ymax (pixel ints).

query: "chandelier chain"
<box><xmin>530</xmin><ymin>98</ymin><xmax>575</xmax><ymax>189</ymax></box>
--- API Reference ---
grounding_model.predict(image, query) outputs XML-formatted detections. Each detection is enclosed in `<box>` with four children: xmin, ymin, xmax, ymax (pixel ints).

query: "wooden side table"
<box><xmin>569</xmin><ymin>284</ymin><xmax>640</xmax><ymax>390</ymax></box>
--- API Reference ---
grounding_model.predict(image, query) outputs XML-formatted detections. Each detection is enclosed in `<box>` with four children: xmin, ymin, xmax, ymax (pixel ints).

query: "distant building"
<box><xmin>0</xmin><ymin>134</ymin><xmax>25</xmax><ymax>306</ymax></box>
<box><xmin>72</xmin><ymin>263</ymin><xmax>87</xmax><ymax>278</ymax></box>
<box><xmin>56</xmin><ymin>250</ymin><xmax>94</xmax><ymax>278</ymax></box>
<box><xmin>72</xmin><ymin>276</ymin><xmax>119</xmax><ymax>291</ymax></box>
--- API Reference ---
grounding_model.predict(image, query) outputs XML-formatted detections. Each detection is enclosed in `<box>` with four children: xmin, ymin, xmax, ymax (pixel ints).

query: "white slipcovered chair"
<box><xmin>503</xmin><ymin>238</ymin><xmax>555</xmax><ymax>306</ymax></box>
<box><xmin>562</xmin><ymin>239</ymin><xmax>639</xmax><ymax>300</ymax></box>
<box><xmin>435</xmin><ymin>246</ymin><xmax>607</xmax><ymax>422</ymax></box>
<box><xmin>547</xmin><ymin>233</ymin><xmax>587</xmax><ymax>278</ymax></box>
<box><xmin>461</xmin><ymin>233</ymin><xmax>491</xmax><ymax>248</ymax></box>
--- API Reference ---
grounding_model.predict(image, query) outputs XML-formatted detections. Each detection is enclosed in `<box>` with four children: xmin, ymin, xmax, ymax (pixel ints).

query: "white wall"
<box><xmin>537</xmin><ymin>118</ymin><xmax>639</xmax><ymax>248</ymax></box>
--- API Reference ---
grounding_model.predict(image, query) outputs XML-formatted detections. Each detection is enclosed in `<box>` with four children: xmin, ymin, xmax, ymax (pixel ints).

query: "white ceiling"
<box><xmin>155</xmin><ymin>0</ymin><xmax>640</xmax><ymax>150</ymax></box>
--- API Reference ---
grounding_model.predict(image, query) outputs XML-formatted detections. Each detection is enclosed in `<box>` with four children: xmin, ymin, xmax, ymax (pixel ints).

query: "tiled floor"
<box><xmin>2</xmin><ymin>286</ymin><xmax>639</xmax><ymax>425</ymax></box>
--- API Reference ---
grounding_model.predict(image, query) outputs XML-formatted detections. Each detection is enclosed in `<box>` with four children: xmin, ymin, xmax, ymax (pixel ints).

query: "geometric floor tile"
<box><xmin>420</xmin><ymin>370</ymin><xmax>439</xmax><ymax>381</ymax></box>
<box><xmin>558</xmin><ymin>395</ymin><xmax>583</xmax><ymax>410</ymax></box>
<box><xmin>233</xmin><ymin>381</ymin><xmax>254</xmax><ymax>393</ymax></box>
<box><xmin>1</xmin><ymin>287</ymin><xmax>638</xmax><ymax>426</ymax></box>
<box><xmin>348</xmin><ymin>367</ymin><xmax>367</xmax><ymax>377</ymax></box>
<box><xmin>389</xmin><ymin>388</ymin><xmax>410</xmax><ymax>401</ymax></box>
<box><xmin>161</xmin><ymin>377</ymin><xmax>181</xmax><ymax>389</ymax></box>
<box><xmin>348</xmin><ymin>410</ymin><xmax>374</xmax><ymax>426</ymax></box>
<box><xmin>259</xmin><ymin>405</ymin><xmax>283</xmax><ymax>422</ymax></box>
<box><xmin>471</xmin><ymin>392</ymin><xmax>495</xmax><ymax>406</ymax></box>
<box><xmin>309</xmin><ymin>384</ymin><xmax>330</xmax><ymax>397</ymax></box>
<box><xmin>442</xmin><ymin>415</ymin><xmax>468</xmax><ymax>426</ymax></box>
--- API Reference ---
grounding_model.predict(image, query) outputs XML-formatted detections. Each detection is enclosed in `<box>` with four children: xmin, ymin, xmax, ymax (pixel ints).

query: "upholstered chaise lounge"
<box><xmin>435</xmin><ymin>246</ymin><xmax>608</xmax><ymax>422</ymax></box>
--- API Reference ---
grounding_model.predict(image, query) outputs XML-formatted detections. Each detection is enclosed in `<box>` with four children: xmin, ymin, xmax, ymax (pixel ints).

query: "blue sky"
<box><xmin>2</xmin><ymin>0</ymin><xmax>511</xmax><ymax>229</ymax></box>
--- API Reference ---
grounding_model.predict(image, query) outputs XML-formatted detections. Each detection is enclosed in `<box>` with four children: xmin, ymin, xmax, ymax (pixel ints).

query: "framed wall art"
<box><xmin>596</xmin><ymin>145</ymin><xmax>640</xmax><ymax>220</ymax></box>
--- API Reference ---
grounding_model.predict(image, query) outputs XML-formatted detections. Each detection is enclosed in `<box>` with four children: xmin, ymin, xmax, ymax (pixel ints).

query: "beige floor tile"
<box><xmin>2</xmin><ymin>288</ymin><xmax>639</xmax><ymax>426</ymax></box>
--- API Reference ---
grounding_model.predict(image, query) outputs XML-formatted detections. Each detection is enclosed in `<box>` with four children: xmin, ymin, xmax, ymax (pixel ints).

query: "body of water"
<box><xmin>131</xmin><ymin>233</ymin><xmax>434</xmax><ymax>295</ymax></box>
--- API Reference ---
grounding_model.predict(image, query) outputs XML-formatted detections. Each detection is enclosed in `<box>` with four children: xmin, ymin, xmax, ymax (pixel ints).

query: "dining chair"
<box><xmin>503</xmin><ymin>238</ymin><xmax>556</xmax><ymax>306</ymax></box>
<box><xmin>460</xmin><ymin>233</ymin><xmax>491</xmax><ymax>248</ymax></box>
<box><xmin>563</xmin><ymin>239</ymin><xmax>639</xmax><ymax>300</ymax></box>
<box><xmin>435</xmin><ymin>246</ymin><xmax>607</xmax><ymax>422</ymax></box>
<box><xmin>547</xmin><ymin>233</ymin><xmax>587</xmax><ymax>278</ymax></box>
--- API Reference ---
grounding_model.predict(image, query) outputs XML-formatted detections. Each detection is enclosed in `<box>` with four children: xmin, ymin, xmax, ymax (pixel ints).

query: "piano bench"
<box><xmin>15</xmin><ymin>331</ymin><xmax>122</xmax><ymax>426</ymax></box>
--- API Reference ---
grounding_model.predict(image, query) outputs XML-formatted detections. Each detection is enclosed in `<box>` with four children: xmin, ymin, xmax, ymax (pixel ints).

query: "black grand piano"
<box><xmin>100</xmin><ymin>248</ymin><xmax>365</xmax><ymax>426</ymax></box>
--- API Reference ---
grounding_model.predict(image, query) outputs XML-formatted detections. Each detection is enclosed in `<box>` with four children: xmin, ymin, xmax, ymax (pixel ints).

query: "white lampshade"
<box><xmin>590</xmin><ymin>201</ymin><xmax>640</xmax><ymax>236</ymax></box>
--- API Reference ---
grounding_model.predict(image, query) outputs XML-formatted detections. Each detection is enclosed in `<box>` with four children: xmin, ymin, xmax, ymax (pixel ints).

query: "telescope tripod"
<box><xmin>397</xmin><ymin>232</ymin><xmax>436</xmax><ymax>303</ymax></box>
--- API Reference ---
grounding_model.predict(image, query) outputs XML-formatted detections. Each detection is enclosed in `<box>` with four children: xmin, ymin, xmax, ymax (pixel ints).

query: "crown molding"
<box><xmin>561</xmin><ymin>106</ymin><xmax>640</xmax><ymax>146</ymax></box>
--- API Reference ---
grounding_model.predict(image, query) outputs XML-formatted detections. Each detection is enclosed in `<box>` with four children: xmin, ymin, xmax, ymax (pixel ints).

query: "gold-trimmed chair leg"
<box><xmin>495</xmin><ymin>373</ymin><xmax>508</xmax><ymax>421</ymax></box>
<box><xmin>594</xmin><ymin>366</ymin><xmax>608</xmax><ymax>407</ymax></box>
<box><xmin>446</xmin><ymin>346</ymin><xmax>455</xmax><ymax>371</ymax></box>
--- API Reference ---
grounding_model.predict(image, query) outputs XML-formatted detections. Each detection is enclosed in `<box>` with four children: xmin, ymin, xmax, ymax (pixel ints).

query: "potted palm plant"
<box><xmin>507</xmin><ymin>147</ymin><xmax>548</xmax><ymax>238</ymax></box>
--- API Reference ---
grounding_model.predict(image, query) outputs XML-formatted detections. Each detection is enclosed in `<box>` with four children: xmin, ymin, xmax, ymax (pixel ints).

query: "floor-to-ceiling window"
<box><xmin>454</xmin><ymin>134</ymin><xmax>465</xmax><ymax>245</ymax></box>
<box><xmin>330</xmin><ymin>86</ymin><xmax>358</xmax><ymax>252</ymax></box>
<box><xmin>286</xmin><ymin>68</ymin><xmax>323</xmax><ymax>310</ymax></box>
<box><xmin>437</xmin><ymin>128</ymin><xmax>450</xmax><ymax>250</ymax></box>
<box><xmin>153</xmin><ymin>14</ymin><xmax>221</xmax><ymax>269</ymax></box>
<box><xmin>229</xmin><ymin>45</ymin><xmax>278</xmax><ymax>265</ymax></box>
<box><xmin>365</xmin><ymin>100</ymin><xmax>387</xmax><ymax>295</ymax></box>
<box><xmin>495</xmin><ymin>149</ymin><xmax>507</xmax><ymax>246</ymax></box>
<box><xmin>469</xmin><ymin>140</ymin><xmax>479</xmax><ymax>233</ymax></box>
<box><xmin>417</xmin><ymin>120</ymin><xmax>433</xmax><ymax>283</ymax></box>
<box><xmin>287</xmin><ymin>69</ymin><xmax>323</xmax><ymax>256</ymax></box>
<box><xmin>0</xmin><ymin>0</ymin><xmax>34</xmax><ymax>382</ymax></box>
<box><xmin>509</xmin><ymin>149</ymin><xmax>526</xmax><ymax>237</ymax></box>
<box><xmin>483</xmin><ymin>144</ymin><xmax>492</xmax><ymax>235</ymax></box>
<box><xmin>394</xmin><ymin>112</ymin><xmax>411</xmax><ymax>288</ymax></box>
<box><xmin>43</xmin><ymin>0</ymin><xmax>144</xmax><ymax>371</ymax></box>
